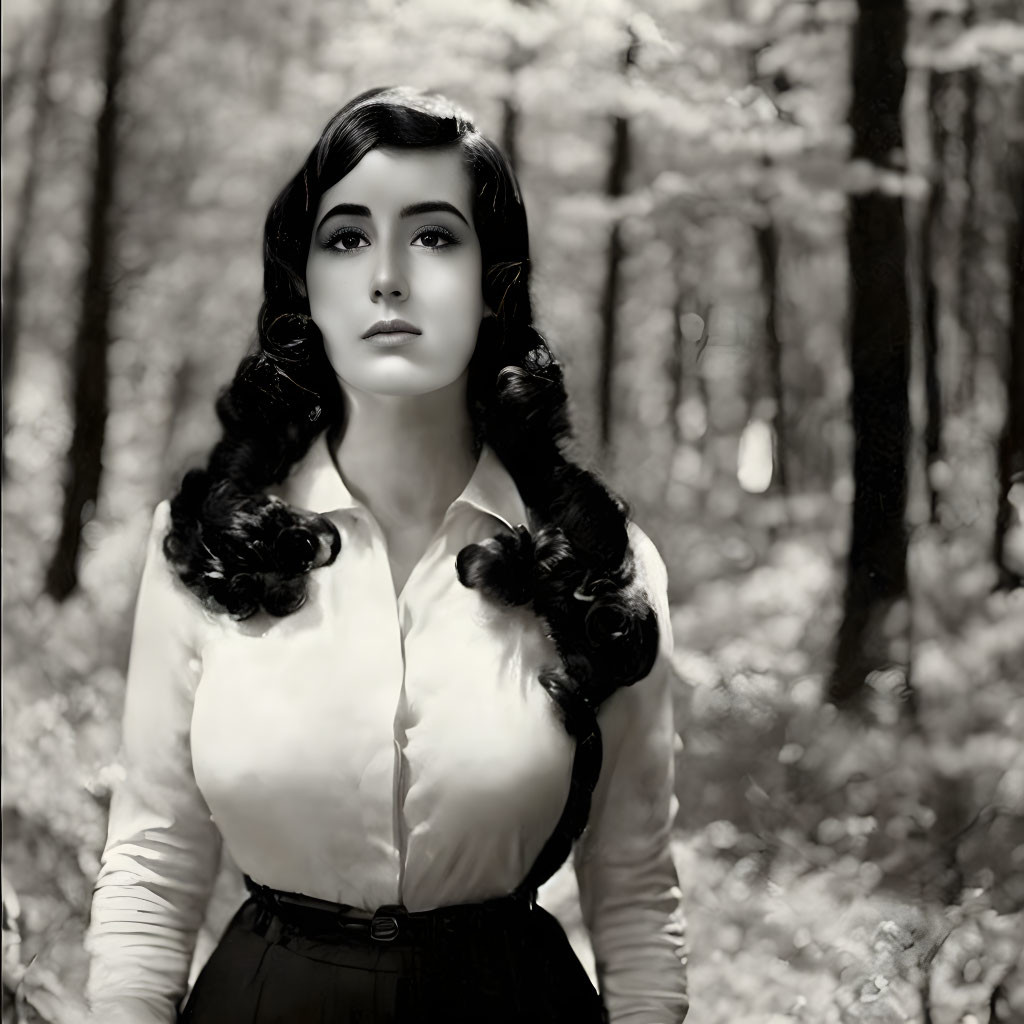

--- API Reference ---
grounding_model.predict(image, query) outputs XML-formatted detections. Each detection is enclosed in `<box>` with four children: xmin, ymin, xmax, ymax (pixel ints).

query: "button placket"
<box><xmin>358</xmin><ymin>510</ymin><xmax>413</xmax><ymax>909</ymax></box>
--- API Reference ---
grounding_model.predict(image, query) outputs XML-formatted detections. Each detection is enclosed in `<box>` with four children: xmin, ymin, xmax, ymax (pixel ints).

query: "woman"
<box><xmin>85</xmin><ymin>86</ymin><xmax>688</xmax><ymax>1024</ymax></box>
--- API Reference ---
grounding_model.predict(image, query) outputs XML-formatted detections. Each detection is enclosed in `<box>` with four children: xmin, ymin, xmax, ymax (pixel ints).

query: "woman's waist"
<box><xmin>242</xmin><ymin>873</ymin><xmax>539</xmax><ymax>946</ymax></box>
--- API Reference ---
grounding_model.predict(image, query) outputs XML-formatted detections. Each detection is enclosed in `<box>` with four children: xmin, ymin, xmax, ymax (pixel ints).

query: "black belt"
<box><xmin>243</xmin><ymin>875</ymin><xmax>537</xmax><ymax>943</ymax></box>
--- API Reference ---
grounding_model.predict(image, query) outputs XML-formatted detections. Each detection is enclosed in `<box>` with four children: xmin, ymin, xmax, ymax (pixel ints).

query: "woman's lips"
<box><xmin>364</xmin><ymin>331</ymin><xmax>418</xmax><ymax>348</ymax></box>
<box><xmin>362</xmin><ymin>318</ymin><xmax>421</xmax><ymax>339</ymax></box>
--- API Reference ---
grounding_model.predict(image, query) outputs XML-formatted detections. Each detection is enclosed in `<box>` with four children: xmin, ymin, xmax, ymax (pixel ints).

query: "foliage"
<box><xmin>661</xmin><ymin>516</ymin><xmax>1024</xmax><ymax>1022</ymax></box>
<box><xmin>2</xmin><ymin>0</ymin><xmax>1022</xmax><ymax>1021</ymax></box>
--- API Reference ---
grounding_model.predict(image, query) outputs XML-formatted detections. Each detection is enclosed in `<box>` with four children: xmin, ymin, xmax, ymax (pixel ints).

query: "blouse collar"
<box><xmin>278</xmin><ymin>431</ymin><xmax>530</xmax><ymax>532</ymax></box>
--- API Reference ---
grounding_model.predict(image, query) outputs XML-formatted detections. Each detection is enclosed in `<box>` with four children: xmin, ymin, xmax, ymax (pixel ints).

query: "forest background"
<box><xmin>2</xmin><ymin>0</ymin><xmax>1023</xmax><ymax>1021</ymax></box>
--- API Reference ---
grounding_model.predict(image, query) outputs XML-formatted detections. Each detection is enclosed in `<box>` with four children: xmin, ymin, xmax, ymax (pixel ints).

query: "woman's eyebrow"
<box><xmin>399</xmin><ymin>201</ymin><xmax>469</xmax><ymax>226</ymax></box>
<box><xmin>316</xmin><ymin>200</ymin><xmax>469</xmax><ymax>233</ymax></box>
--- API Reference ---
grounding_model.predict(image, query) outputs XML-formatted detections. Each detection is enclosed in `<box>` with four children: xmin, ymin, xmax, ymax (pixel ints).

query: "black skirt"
<box><xmin>176</xmin><ymin>880</ymin><xmax>608</xmax><ymax>1024</ymax></box>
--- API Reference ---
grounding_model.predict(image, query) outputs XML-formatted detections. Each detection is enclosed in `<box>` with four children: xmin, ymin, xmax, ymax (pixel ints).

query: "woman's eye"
<box><xmin>324</xmin><ymin>229</ymin><xmax>367</xmax><ymax>252</ymax></box>
<box><xmin>413</xmin><ymin>227</ymin><xmax>456</xmax><ymax>250</ymax></box>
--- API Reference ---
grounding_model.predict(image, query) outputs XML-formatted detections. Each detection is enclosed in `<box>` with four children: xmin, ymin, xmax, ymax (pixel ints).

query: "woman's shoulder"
<box><xmin>152</xmin><ymin>497</ymin><xmax>173</xmax><ymax>534</ymax></box>
<box><xmin>624</xmin><ymin>519</ymin><xmax>673</xmax><ymax>669</ymax></box>
<box><xmin>591</xmin><ymin>520</ymin><xmax>674</xmax><ymax>739</ymax></box>
<box><xmin>625</xmin><ymin>520</ymin><xmax>669</xmax><ymax>603</ymax></box>
<box><xmin>139</xmin><ymin>499</ymin><xmax>216</xmax><ymax>634</ymax></box>
<box><xmin>146</xmin><ymin>499</ymin><xmax>183</xmax><ymax>579</ymax></box>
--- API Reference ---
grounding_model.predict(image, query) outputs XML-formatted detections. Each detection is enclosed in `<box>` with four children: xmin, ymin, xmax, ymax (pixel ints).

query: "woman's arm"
<box><xmin>573</xmin><ymin>524</ymin><xmax>689</xmax><ymax>1024</ymax></box>
<box><xmin>85</xmin><ymin>501</ymin><xmax>223</xmax><ymax>1024</ymax></box>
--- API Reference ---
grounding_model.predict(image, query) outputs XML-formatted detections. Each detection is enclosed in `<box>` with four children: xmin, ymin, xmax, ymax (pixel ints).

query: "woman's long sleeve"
<box><xmin>573</xmin><ymin>526</ymin><xmax>688</xmax><ymax>1024</ymax></box>
<box><xmin>85</xmin><ymin>501</ymin><xmax>222</xmax><ymax>1024</ymax></box>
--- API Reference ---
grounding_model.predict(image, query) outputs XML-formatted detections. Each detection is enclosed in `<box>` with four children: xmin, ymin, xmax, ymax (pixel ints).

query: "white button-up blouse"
<box><xmin>85</xmin><ymin>435</ymin><xmax>688</xmax><ymax>1023</ymax></box>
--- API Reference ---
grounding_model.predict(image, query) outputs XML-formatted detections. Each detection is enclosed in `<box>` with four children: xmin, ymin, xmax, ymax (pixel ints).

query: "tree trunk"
<box><xmin>754</xmin><ymin>217</ymin><xmax>788</xmax><ymax>494</ymax></box>
<box><xmin>44</xmin><ymin>0</ymin><xmax>128</xmax><ymax>601</ymax></box>
<box><xmin>502</xmin><ymin>0</ymin><xmax>537</xmax><ymax>173</ymax></box>
<box><xmin>921</xmin><ymin>71</ymin><xmax>948</xmax><ymax>524</ymax></box>
<box><xmin>994</xmin><ymin>80</ymin><xmax>1024</xmax><ymax>590</ymax></box>
<box><xmin>694</xmin><ymin>302</ymin><xmax>712</xmax><ymax>463</ymax></box>
<box><xmin>954</xmin><ymin>7</ymin><xmax>978</xmax><ymax>410</ymax></box>
<box><xmin>742</xmin><ymin>34</ymin><xmax>788</xmax><ymax>495</ymax></box>
<box><xmin>831</xmin><ymin>0</ymin><xmax>911</xmax><ymax>705</ymax></box>
<box><xmin>597</xmin><ymin>28</ymin><xmax>637</xmax><ymax>456</ymax></box>
<box><xmin>501</xmin><ymin>91</ymin><xmax>519</xmax><ymax>174</ymax></box>
<box><xmin>668</xmin><ymin>280</ymin><xmax>685</xmax><ymax>450</ymax></box>
<box><xmin>160</xmin><ymin>354</ymin><xmax>195</xmax><ymax>497</ymax></box>
<box><xmin>662</xmin><ymin>268</ymin><xmax>686</xmax><ymax>506</ymax></box>
<box><xmin>1</xmin><ymin>0</ymin><xmax>66</xmax><ymax>477</ymax></box>
<box><xmin>1</xmin><ymin>14</ymin><xmax>30</xmax><ymax>123</ymax></box>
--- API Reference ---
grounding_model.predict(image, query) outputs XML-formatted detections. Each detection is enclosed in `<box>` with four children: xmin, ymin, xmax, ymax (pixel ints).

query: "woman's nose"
<box><xmin>370</xmin><ymin>247</ymin><xmax>408</xmax><ymax>303</ymax></box>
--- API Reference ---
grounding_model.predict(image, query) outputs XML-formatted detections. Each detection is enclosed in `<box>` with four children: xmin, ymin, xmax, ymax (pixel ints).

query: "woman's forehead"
<box><xmin>315</xmin><ymin>146</ymin><xmax>472</xmax><ymax>218</ymax></box>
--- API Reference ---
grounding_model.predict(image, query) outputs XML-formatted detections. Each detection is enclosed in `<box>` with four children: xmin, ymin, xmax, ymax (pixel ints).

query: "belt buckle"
<box><xmin>370</xmin><ymin>906</ymin><xmax>402</xmax><ymax>942</ymax></box>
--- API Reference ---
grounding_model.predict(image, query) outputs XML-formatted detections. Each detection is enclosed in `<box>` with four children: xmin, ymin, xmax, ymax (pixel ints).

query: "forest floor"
<box><xmin>649</xmin><ymin>511</ymin><xmax>1022</xmax><ymax>1024</ymax></box>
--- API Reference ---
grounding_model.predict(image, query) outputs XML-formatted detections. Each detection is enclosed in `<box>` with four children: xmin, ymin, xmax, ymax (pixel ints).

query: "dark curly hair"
<box><xmin>165</xmin><ymin>85</ymin><xmax>659</xmax><ymax>753</ymax></box>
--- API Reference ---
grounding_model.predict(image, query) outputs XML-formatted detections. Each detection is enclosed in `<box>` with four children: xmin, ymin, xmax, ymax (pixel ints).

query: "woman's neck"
<box><xmin>330</xmin><ymin>374</ymin><xmax>478</xmax><ymax>527</ymax></box>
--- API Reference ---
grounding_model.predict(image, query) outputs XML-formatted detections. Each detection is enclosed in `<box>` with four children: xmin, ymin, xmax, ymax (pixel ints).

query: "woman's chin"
<box><xmin>339</xmin><ymin>371</ymin><xmax>471</xmax><ymax>401</ymax></box>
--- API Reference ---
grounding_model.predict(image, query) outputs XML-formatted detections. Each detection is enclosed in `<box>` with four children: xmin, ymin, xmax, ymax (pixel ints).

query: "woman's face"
<box><xmin>305</xmin><ymin>146</ymin><xmax>485</xmax><ymax>398</ymax></box>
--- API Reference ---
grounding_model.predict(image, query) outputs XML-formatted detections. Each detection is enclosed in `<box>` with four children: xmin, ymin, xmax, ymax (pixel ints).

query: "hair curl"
<box><xmin>165</xmin><ymin>86</ymin><xmax>659</xmax><ymax>726</ymax></box>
